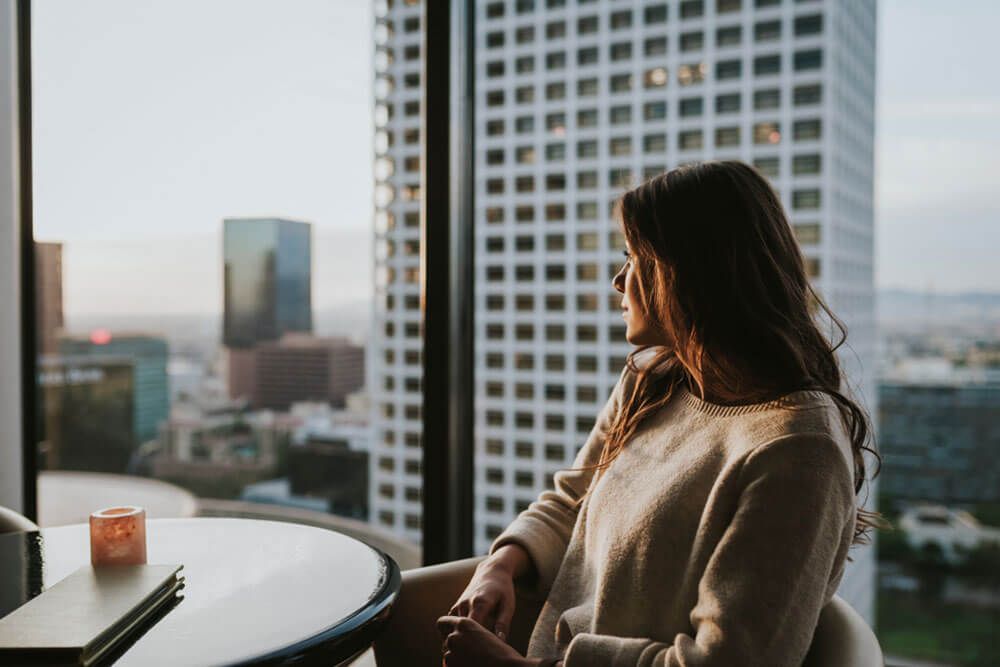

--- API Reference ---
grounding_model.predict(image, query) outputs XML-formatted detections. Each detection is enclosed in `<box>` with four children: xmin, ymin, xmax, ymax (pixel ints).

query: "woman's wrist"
<box><xmin>488</xmin><ymin>543</ymin><xmax>531</xmax><ymax>579</ymax></box>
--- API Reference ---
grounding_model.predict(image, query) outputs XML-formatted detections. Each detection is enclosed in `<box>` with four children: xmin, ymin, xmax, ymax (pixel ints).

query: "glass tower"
<box><xmin>223</xmin><ymin>218</ymin><xmax>313</xmax><ymax>349</ymax></box>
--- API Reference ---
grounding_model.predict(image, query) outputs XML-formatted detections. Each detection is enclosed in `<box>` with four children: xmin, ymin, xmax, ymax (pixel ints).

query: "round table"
<box><xmin>0</xmin><ymin>518</ymin><xmax>401</xmax><ymax>666</ymax></box>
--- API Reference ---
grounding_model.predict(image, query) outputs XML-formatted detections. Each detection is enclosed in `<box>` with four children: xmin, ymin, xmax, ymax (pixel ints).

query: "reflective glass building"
<box><xmin>223</xmin><ymin>218</ymin><xmax>313</xmax><ymax>349</ymax></box>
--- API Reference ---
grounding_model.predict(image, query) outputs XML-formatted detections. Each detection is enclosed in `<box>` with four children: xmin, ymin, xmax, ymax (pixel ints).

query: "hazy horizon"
<box><xmin>31</xmin><ymin>0</ymin><xmax>1000</xmax><ymax>319</ymax></box>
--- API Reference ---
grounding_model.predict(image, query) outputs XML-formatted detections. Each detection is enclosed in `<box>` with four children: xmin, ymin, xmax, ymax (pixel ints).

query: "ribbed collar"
<box><xmin>679</xmin><ymin>387</ymin><xmax>831</xmax><ymax>417</ymax></box>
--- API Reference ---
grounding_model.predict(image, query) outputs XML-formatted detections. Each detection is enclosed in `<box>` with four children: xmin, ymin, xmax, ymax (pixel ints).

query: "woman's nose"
<box><xmin>612</xmin><ymin>268</ymin><xmax>625</xmax><ymax>294</ymax></box>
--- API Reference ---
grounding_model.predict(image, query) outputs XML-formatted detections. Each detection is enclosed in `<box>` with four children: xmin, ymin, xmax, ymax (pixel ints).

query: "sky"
<box><xmin>31</xmin><ymin>0</ymin><xmax>1000</xmax><ymax>320</ymax></box>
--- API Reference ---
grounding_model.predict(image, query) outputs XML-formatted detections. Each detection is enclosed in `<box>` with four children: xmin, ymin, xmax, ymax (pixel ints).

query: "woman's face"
<box><xmin>612</xmin><ymin>241</ymin><xmax>665</xmax><ymax>346</ymax></box>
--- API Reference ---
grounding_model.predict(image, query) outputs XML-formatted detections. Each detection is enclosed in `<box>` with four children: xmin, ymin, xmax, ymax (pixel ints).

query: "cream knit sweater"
<box><xmin>488</xmin><ymin>349</ymin><xmax>858</xmax><ymax>667</ymax></box>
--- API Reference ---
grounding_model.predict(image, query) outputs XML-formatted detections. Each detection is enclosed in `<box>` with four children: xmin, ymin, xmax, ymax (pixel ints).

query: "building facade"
<box><xmin>238</xmin><ymin>334</ymin><xmax>365</xmax><ymax>410</ymax></box>
<box><xmin>59</xmin><ymin>332</ymin><xmax>169</xmax><ymax>446</ymax></box>
<box><xmin>38</xmin><ymin>355</ymin><xmax>135</xmax><ymax>473</ymax></box>
<box><xmin>370</xmin><ymin>0</ymin><xmax>877</xmax><ymax>620</ymax></box>
<box><xmin>879</xmin><ymin>374</ymin><xmax>1000</xmax><ymax>504</ymax></box>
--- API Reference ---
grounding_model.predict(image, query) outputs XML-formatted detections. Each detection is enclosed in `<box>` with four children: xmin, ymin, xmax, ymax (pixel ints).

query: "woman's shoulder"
<box><xmin>735</xmin><ymin>390</ymin><xmax>856</xmax><ymax>473</ymax></box>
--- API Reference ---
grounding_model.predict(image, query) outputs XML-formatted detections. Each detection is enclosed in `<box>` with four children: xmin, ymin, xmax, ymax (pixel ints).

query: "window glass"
<box><xmin>34</xmin><ymin>2</ymin><xmax>422</xmax><ymax>550</ymax></box>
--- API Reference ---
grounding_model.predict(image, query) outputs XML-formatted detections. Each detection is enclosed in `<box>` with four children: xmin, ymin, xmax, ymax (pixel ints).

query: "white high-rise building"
<box><xmin>371</xmin><ymin>0</ymin><xmax>877</xmax><ymax>622</ymax></box>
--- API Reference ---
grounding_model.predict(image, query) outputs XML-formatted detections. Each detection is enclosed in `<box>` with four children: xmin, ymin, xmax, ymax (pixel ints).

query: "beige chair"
<box><xmin>0</xmin><ymin>505</ymin><xmax>39</xmax><ymax>534</ymax></box>
<box><xmin>372</xmin><ymin>555</ymin><xmax>883</xmax><ymax>667</ymax></box>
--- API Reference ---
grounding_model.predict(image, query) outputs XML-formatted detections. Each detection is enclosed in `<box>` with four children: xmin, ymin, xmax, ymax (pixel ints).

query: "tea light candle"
<box><xmin>90</xmin><ymin>506</ymin><xmax>147</xmax><ymax>566</ymax></box>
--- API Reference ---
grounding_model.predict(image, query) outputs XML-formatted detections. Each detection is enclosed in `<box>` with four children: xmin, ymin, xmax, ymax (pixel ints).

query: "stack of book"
<box><xmin>0</xmin><ymin>564</ymin><xmax>184</xmax><ymax>666</ymax></box>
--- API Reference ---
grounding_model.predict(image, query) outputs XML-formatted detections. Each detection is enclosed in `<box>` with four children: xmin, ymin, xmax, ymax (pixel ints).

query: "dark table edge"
<box><xmin>222</xmin><ymin>542</ymin><xmax>403</xmax><ymax>667</ymax></box>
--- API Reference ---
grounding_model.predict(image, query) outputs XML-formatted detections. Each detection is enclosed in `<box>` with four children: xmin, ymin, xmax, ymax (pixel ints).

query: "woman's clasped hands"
<box><xmin>437</xmin><ymin>554</ymin><xmax>544</xmax><ymax>667</ymax></box>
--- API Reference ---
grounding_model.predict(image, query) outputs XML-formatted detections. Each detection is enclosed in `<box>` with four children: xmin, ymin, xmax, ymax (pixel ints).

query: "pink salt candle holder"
<box><xmin>89</xmin><ymin>506</ymin><xmax>147</xmax><ymax>566</ymax></box>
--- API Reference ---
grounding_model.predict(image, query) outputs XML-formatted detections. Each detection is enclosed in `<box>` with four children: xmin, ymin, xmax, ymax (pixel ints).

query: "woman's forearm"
<box><xmin>488</xmin><ymin>543</ymin><xmax>537</xmax><ymax>583</ymax></box>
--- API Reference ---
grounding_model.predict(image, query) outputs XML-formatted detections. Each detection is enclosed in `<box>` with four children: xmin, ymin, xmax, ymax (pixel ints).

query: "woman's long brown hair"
<box><xmin>567</xmin><ymin>160</ymin><xmax>888</xmax><ymax>556</ymax></box>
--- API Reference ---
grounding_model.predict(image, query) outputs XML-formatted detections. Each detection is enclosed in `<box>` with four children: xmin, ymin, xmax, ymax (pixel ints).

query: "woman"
<box><xmin>436</xmin><ymin>161</ymin><xmax>886</xmax><ymax>667</ymax></box>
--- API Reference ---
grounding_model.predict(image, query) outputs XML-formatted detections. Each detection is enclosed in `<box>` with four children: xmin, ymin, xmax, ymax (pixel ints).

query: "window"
<box><xmin>546</xmin><ymin>174</ymin><xmax>566</xmax><ymax>191</ymax></box>
<box><xmin>792</xmin><ymin>189</ymin><xmax>821</xmax><ymax>210</ymax></box>
<box><xmin>680</xmin><ymin>31</ymin><xmax>704</xmax><ymax>52</ymax></box>
<box><xmin>717</xmin><ymin>0</ymin><xmax>742</xmax><ymax>13</ymax></box>
<box><xmin>546</xmin><ymin>112</ymin><xmax>566</xmax><ymax>132</ymax></box>
<box><xmin>515</xmin><ymin>116</ymin><xmax>534</xmax><ymax>134</ymax></box>
<box><xmin>679</xmin><ymin>97</ymin><xmax>703</xmax><ymax>117</ymax></box>
<box><xmin>578</xmin><ymin>47</ymin><xmax>599</xmax><ymax>66</ymax></box>
<box><xmin>644</xmin><ymin>101</ymin><xmax>667</xmax><ymax>120</ymax></box>
<box><xmin>793</xmin><ymin>119</ymin><xmax>822</xmax><ymax>141</ymax></box>
<box><xmin>546</xmin><ymin>51</ymin><xmax>566</xmax><ymax>70</ymax></box>
<box><xmin>578</xmin><ymin>109</ymin><xmax>598</xmax><ymax>128</ymax></box>
<box><xmin>610</xmin><ymin>105</ymin><xmax>632</xmax><ymax>125</ymax></box>
<box><xmin>577</xmin><ymin>171</ymin><xmax>598</xmax><ymax>189</ymax></box>
<box><xmin>645</xmin><ymin>37</ymin><xmax>667</xmax><ymax>56</ymax></box>
<box><xmin>717</xmin><ymin>25</ymin><xmax>742</xmax><ymax>47</ymax></box>
<box><xmin>516</xmin><ymin>86</ymin><xmax>534</xmax><ymax>104</ymax></box>
<box><xmin>610</xmin><ymin>74</ymin><xmax>632</xmax><ymax>93</ymax></box>
<box><xmin>610</xmin><ymin>10</ymin><xmax>632</xmax><ymax>30</ymax></box>
<box><xmin>610</xmin><ymin>42</ymin><xmax>632</xmax><ymax>61</ymax></box>
<box><xmin>679</xmin><ymin>130</ymin><xmax>703</xmax><ymax>150</ymax></box>
<box><xmin>793</xmin><ymin>154</ymin><xmax>822</xmax><ymax>175</ymax></box>
<box><xmin>794</xmin><ymin>84</ymin><xmax>822</xmax><ymax>106</ymax></box>
<box><xmin>753</xmin><ymin>121</ymin><xmax>781</xmax><ymax>144</ymax></box>
<box><xmin>715</xmin><ymin>126</ymin><xmax>741</xmax><ymax>147</ymax></box>
<box><xmin>677</xmin><ymin>63</ymin><xmax>705</xmax><ymax>86</ymax></box>
<box><xmin>715</xmin><ymin>60</ymin><xmax>742</xmax><ymax>82</ymax></box>
<box><xmin>680</xmin><ymin>0</ymin><xmax>704</xmax><ymax>18</ymax></box>
<box><xmin>754</xmin><ymin>156</ymin><xmax>779</xmax><ymax>177</ymax></box>
<box><xmin>515</xmin><ymin>26</ymin><xmax>535</xmax><ymax>44</ymax></box>
<box><xmin>755</xmin><ymin>20</ymin><xmax>781</xmax><ymax>42</ymax></box>
<box><xmin>645</xmin><ymin>4</ymin><xmax>668</xmax><ymax>24</ymax></box>
<box><xmin>715</xmin><ymin>92</ymin><xmax>741</xmax><ymax>114</ymax></box>
<box><xmin>793</xmin><ymin>223</ymin><xmax>821</xmax><ymax>245</ymax></box>
<box><xmin>794</xmin><ymin>14</ymin><xmax>823</xmax><ymax>36</ymax></box>
<box><xmin>644</xmin><ymin>134</ymin><xmax>667</xmax><ymax>153</ymax></box>
<box><xmin>609</xmin><ymin>137</ymin><xmax>632</xmax><ymax>156</ymax></box>
<box><xmin>516</xmin><ymin>56</ymin><xmax>535</xmax><ymax>74</ymax></box>
<box><xmin>578</xmin><ymin>15</ymin><xmax>599</xmax><ymax>34</ymax></box>
<box><xmin>794</xmin><ymin>49</ymin><xmax>823</xmax><ymax>71</ymax></box>
<box><xmin>754</xmin><ymin>54</ymin><xmax>781</xmax><ymax>76</ymax></box>
<box><xmin>577</xmin><ymin>78</ymin><xmax>599</xmax><ymax>96</ymax></box>
<box><xmin>545</xmin><ymin>143</ymin><xmax>566</xmax><ymax>161</ymax></box>
<box><xmin>577</xmin><ymin>201</ymin><xmax>598</xmax><ymax>219</ymax></box>
<box><xmin>644</xmin><ymin>68</ymin><xmax>668</xmax><ymax>89</ymax></box>
<box><xmin>754</xmin><ymin>88</ymin><xmax>780</xmax><ymax>110</ymax></box>
<box><xmin>577</xmin><ymin>140</ymin><xmax>598</xmax><ymax>159</ymax></box>
<box><xmin>546</xmin><ymin>21</ymin><xmax>566</xmax><ymax>40</ymax></box>
<box><xmin>486</xmin><ymin>31</ymin><xmax>505</xmax><ymax>48</ymax></box>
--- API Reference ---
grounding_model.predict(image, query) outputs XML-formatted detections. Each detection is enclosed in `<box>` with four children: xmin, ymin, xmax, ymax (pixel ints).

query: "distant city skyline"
<box><xmin>31</xmin><ymin>0</ymin><xmax>1000</xmax><ymax>318</ymax></box>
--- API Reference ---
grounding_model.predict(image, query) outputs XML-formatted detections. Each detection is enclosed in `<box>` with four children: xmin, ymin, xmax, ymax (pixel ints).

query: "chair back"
<box><xmin>0</xmin><ymin>505</ymin><xmax>38</xmax><ymax>534</ymax></box>
<box><xmin>803</xmin><ymin>594</ymin><xmax>883</xmax><ymax>667</ymax></box>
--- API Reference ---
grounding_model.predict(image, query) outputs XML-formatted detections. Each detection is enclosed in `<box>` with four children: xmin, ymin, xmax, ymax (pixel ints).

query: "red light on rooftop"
<box><xmin>90</xmin><ymin>329</ymin><xmax>113</xmax><ymax>345</ymax></box>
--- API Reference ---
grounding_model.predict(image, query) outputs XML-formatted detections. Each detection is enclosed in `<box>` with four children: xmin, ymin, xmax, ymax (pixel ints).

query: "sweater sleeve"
<box><xmin>487</xmin><ymin>364</ymin><xmax>631</xmax><ymax>598</ymax></box>
<box><xmin>562</xmin><ymin>431</ymin><xmax>858</xmax><ymax>667</ymax></box>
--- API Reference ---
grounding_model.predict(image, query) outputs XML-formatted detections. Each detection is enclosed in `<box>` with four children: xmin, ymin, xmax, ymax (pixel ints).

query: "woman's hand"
<box><xmin>437</xmin><ymin>615</ymin><xmax>542</xmax><ymax>667</ymax></box>
<box><xmin>445</xmin><ymin>554</ymin><xmax>518</xmax><ymax>641</ymax></box>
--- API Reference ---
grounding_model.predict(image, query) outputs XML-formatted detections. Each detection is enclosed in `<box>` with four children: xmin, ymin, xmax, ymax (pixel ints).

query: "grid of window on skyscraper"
<box><xmin>370</xmin><ymin>0</ymin><xmax>877</xmax><ymax>622</ymax></box>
